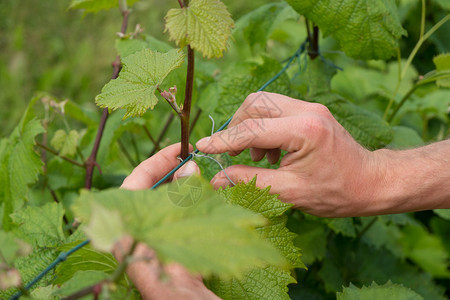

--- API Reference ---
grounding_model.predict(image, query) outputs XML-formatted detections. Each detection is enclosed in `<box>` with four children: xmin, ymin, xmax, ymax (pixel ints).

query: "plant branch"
<box><xmin>158</xmin><ymin>87</ymin><xmax>182</xmax><ymax>116</ymax></box>
<box><xmin>36</xmin><ymin>142</ymin><xmax>85</xmax><ymax>168</ymax></box>
<box><xmin>307</xmin><ymin>24</ymin><xmax>319</xmax><ymax>60</ymax></box>
<box><xmin>388</xmin><ymin>84</ymin><xmax>418</xmax><ymax>123</ymax></box>
<box><xmin>178</xmin><ymin>0</ymin><xmax>184</xmax><ymax>8</ymax></box>
<box><xmin>357</xmin><ymin>217</ymin><xmax>378</xmax><ymax>239</ymax></box>
<box><xmin>180</xmin><ymin>45</ymin><xmax>195</xmax><ymax>159</ymax></box>
<box><xmin>84</xmin><ymin>7</ymin><xmax>130</xmax><ymax>189</ymax></box>
<box><xmin>149</xmin><ymin>113</ymin><xmax>175</xmax><ymax>156</ymax></box>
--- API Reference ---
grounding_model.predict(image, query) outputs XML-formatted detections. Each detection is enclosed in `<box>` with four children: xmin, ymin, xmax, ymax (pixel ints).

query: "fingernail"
<box><xmin>196</xmin><ymin>136</ymin><xmax>211</xmax><ymax>148</ymax></box>
<box><xmin>177</xmin><ymin>161</ymin><xmax>198</xmax><ymax>178</ymax></box>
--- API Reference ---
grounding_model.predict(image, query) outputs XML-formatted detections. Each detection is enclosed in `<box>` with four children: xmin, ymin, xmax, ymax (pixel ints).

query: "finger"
<box><xmin>228</xmin><ymin>92</ymin><xmax>324</xmax><ymax>128</ymax></box>
<box><xmin>197</xmin><ymin>116</ymin><xmax>312</xmax><ymax>154</ymax></box>
<box><xmin>121</xmin><ymin>143</ymin><xmax>193</xmax><ymax>190</ymax></box>
<box><xmin>173</xmin><ymin>161</ymin><xmax>201</xmax><ymax>180</ymax></box>
<box><xmin>266</xmin><ymin>148</ymin><xmax>281</xmax><ymax>164</ymax></box>
<box><xmin>211</xmin><ymin>165</ymin><xmax>297</xmax><ymax>199</ymax></box>
<box><xmin>250</xmin><ymin>148</ymin><xmax>267</xmax><ymax>162</ymax></box>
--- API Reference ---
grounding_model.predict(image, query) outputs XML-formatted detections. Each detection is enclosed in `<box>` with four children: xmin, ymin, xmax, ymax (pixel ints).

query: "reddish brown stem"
<box><xmin>84</xmin><ymin>9</ymin><xmax>129</xmax><ymax>189</ymax></box>
<box><xmin>36</xmin><ymin>142</ymin><xmax>84</xmax><ymax>168</ymax></box>
<box><xmin>307</xmin><ymin>25</ymin><xmax>319</xmax><ymax>60</ymax></box>
<box><xmin>180</xmin><ymin>46</ymin><xmax>195</xmax><ymax>159</ymax></box>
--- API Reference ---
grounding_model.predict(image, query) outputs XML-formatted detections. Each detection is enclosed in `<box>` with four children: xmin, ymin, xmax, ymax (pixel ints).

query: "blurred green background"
<box><xmin>0</xmin><ymin>0</ymin><xmax>273</xmax><ymax>136</ymax></box>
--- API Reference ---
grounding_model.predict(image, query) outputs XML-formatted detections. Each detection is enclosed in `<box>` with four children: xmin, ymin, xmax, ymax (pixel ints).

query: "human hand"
<box><xmin>119</xmin><ymin>143</ymin><xmax>219</xmax><ymax>300</ymax></box>
<box><xmin>196</xmin><ymin>92</ymin><xmax>387</xmax><ymax>218</ymax></box>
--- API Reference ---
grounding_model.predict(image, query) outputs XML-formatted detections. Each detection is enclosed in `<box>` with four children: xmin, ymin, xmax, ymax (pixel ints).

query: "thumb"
<box><xmin>211</xmin><ymin>165</ymin><xmax>293</xmax><ymax>196</ymax></box>
<box><xmin>173</xmin><ymin>161</ymin><xmax>201</xmax><ymax>180</ymax></box>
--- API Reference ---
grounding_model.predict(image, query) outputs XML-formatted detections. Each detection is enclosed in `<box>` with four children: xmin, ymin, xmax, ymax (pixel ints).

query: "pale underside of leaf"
<box><xmin>95</xmin><ymin>48</ymin><xmax>185</xmax><ymax>119</ymax></box>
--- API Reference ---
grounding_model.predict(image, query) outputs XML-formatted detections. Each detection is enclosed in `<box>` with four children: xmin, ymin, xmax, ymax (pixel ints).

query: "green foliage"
<box><xmin>50</xmin><ymin>129</ymin><xmax>80</xmax><ymax>157</ymax></box>
<box><xmin>0</xmin><ymin>109</ymin><xmax>44</xmax><ymax>229</ymax></box>
<box><xmin>73</xmin><ymin>176</ymin><xmax>287</xmax><ymax>279</ymax></box>
<box><xmin>165</xmin><ymin>0</ymin><xmax>234</xmax><ymax>58</ymax></box>
<box><xmin>433</xmin><ymin>53</ymin><xmax>450</xmax><ymax>88</ymax></box>
<box><xmin>286</xmin><ymin>0</ymin><xmax>406</xmax><ymax>60</ymax></box>
<box><xmin>233</xmin><ymin>2</ymin><xmax>298</xmax><ymax>53</ymax></box>
<box><xmin>69</xmin><ymin>0</ymin><xmax>139</xmax><ymax>14</ymax></box>
<box><xmin>206</xmin><ymin>179</ymin><xmax>304</xmax><ymax>299</ymax></box>
<box><xmin>95</xmin><ymin>48</ymin><xmax>185</xmax><ymax>119</ymax></box>
<box><xmin>337</xmin><ymin>281</ymin><xmax>423</xmax><ymax>300</ymax></box>
<box><xmin>0</xmin><ymin>231</ymin><xmax>31</xmax><ymax>265</ymax></box>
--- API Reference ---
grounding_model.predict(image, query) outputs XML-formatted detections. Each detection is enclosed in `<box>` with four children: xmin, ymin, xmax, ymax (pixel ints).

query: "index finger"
<box><xmin>121</xmin><ymin>143</ymin><xmax>193</xmax><ymax>190</ymax></box>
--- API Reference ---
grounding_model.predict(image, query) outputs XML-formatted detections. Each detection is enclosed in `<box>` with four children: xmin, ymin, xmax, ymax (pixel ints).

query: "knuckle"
<box><xmin>309</xmin><ymin>103</ymin><xmax>331</xmax><ymax>117</ymax></box>
<box><xmin>241</xmin><ymin>118</ymin><xmax>262</xmax><ymax>133</ymax></box>
<box><xmin>302</xmin><ymin>115</ymin><xmax>330</xmax><ymax>139</ymax></box>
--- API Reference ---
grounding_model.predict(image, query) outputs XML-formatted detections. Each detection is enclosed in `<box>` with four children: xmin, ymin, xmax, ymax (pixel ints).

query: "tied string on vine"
<box><xmin>11</xmin><ymin>39</ymin><xmax>340</xmax><ymax>300</ymax></box>
<box><xmin>187</xmin><ymin>115</ymin><xmax>236</xmax><ymax>186</ymax></box>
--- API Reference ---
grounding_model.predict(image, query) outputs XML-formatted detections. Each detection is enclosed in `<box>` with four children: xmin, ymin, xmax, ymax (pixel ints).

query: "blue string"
<box><xmin>9</xmin><ymin>43</ymin><xmax>306</xmax><ymax>300</ymax></box>
<box><xmin>10</xmin><ymin>240</ymin><xmax>90</xmax><ymax>300</ymax></box>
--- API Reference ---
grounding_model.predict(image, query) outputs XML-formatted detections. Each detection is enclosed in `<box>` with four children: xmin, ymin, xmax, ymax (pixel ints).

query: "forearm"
<box><xmin>369</xmin><ymin>140</ymin><xmax>450</xmax><ymax>215</ymax></box>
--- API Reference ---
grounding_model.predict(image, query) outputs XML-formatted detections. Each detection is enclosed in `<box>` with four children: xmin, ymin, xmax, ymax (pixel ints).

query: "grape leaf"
<box><xmin>115</xmin><ymin>35</ymin><xmax>174</xmax><ymax>59</ymax></box>
<box><xmin>10</xmin><ymin>203</ymin><xmax>65</xmax><ymax>247</ymax></box>
<box><xmin>72</xmin><ymin>176</ymin><xmax>287</xmax><ymax>279</ymax></box>
<box><xmin>400</xmin><ymin>224</ymin><xmax>450</xmax><ymax>278</ymax></box>
<box><xmin>0</xmin><ymin>117</ymin><xmax>44</xmax><ymax>229</ymax></box>
<box><xmin>164</xmin><ymin>0</ymin><xmax>234</xmax><ymax>58</ymax></box>
<box><xmin>84</xmin><ymin>204</ymin><xmax>126</xmax><ymax>253</ymax></box>
<box><xmin>50</xmin><ymin>129</ymin><xmax>80</xmax><ymax>157</ymax></box>
<box><xmin>234</xmin><ymin>2</ymin><xmax>298</xmax><ymax>52</ymax></box>
<box><xmin>206</xmin><ymin>178</ymin><xmax>304</xmax><ymax>300</ymax></box>
<box><xmin>286</xmin><ymin>0</ymin><xmax>406</xmax><ymax>60</ymax></box>
<box><xmin>52</xmin><ymin>270</ymin><xmax>109</xmax><ymax>297</ymax></box>
<box><xmin>433</xmin><ymin>53</ymin><xmax>450</xmax><ymax>88</ymax></box>
<box><xmin>68</xmin><ymin>0</ymin><xmax>139</xmax><ymax>14</ymax></box>
<box><xmin>24</xmin><ymin>286</ymin><xmax>58</xmax><ymax>300</ymax></box>
<box><xmin>55</xmin><ymin>241</ymin><xmax>120</xmax><ymax>285</ymax></box>
<box><xmin>325</xmin><ymin>218</ymin><xmax>356</xmax><ymax>238</ymax></box>
<box><xmin>337</xmin><ymin>281</ymin><xmax>423</xmax><ymax>300</ymax></box>
<box><xmin>313</xmin><ymin>93</ymin><xmax>393</xmax><ymax>149</ymax></box>
<box><xmin>287</xmin><ymin>219</ymin><xmax>327</xmax><ymax>265</ymax></box>
<box><xmin>95</xmin><ymin>48</ymin><xmax>185</xmax><ymax>119</ymax></box>
<box><xmin>433</xmin><ymin>209</ymin><xmax>450</xmax><ymax>220</ymax></box>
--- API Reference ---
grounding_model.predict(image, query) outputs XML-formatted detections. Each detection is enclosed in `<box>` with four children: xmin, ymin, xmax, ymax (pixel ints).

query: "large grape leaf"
<box><xmin>73</xmin><ymin>176</ymin><xmax>287</xmax><ymax>279</ymax></box>
<box><xmin>10</xmin><ymin>203</ymin><xmax>65</xmax><ymax>248</ymax></box>
<box><xmin>164</xmin><ymin>0</ymin><xmax>234</xmax><ymax>58</ymax></box>
<box><xmin>337</xmin><ymin>281</ymin><xmax>423</xmax><ymax>300</ymax></box>
<box><xmin>286</xmin><ymin>0</ymin><xmax>406</xmax><ymax>60</ymax></box>
<box><xmin>68</xmin><ymin>0</ymin><xmax>140</xmax><ymax>14</ymax></box>
<box><xmin>317</xmin><ymin>235</ymin><xmax>446</xmax><ymax>299</ymax></box>
<box><xmin>95</xmin><ymin>48</ymin><xmax>185</xmax><ymax>119</ymax></box>
<box><xmin>206</xmin><ymin>179</ymin><xmax>304</xmax><ymax>300</ymax></box>
<box><xmin>0</xmin><ymin>114</ymin><xmax>44</xmax><ymax>229</ymax></box>
<box><xmin>313</xmin><ymin>93</ymin><xmax>393</xmax><ymax>149</ymax></box>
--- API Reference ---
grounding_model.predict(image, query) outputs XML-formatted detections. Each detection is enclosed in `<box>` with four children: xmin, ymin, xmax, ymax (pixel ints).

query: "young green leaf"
<box><xmin>84</xmin><ymin>203</ymin><xmax>126</xmax><ymax>253</ymax></box>
<box><xmin>72</xmin><ymin>176</ymin><xmax>287</xmax><ymax>279</ymax></box>
<box><xmin>164</xmin><ymin>0</ymin><xmax>234</xmax><ymax>58</ymax></box>
<box><xmin>207</xmin><ymin>178</ymin><xmax>304</xmax><ymax>300</ymax></box>
<box><xmin>433</xmin><ymin>53</ymin><xmax>450</xmax><ymax>88</ymax></box>
<box><xmin>50</xmin><ymin>129</ymin><xmax>80</xmax><ymax>157</ymax></box>
<box><xmin>286</xmin><ymin>0</ymin><xmax>406</xmax><ymax>60</ymax></box>
<box><xmin>55</xmin><ymin>241</ymin><xmax>120</xmax><ymax>285</ymax></box>
<box><xmin>95</xmin><ymin>48</ymin><xmax>185</xmax><ymax>119</ymax></box>
<box><xmin>68</xmin><ymin>0</ymin><xmax>139</xmax><ymax>14</ymax></box>
<box><xmin>337</xmin><ymin>281</ymin><xmax>423</xmax><ymax>300</ymax></box>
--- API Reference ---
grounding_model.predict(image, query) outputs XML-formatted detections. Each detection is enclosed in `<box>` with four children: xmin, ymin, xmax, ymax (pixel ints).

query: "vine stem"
<box><xmin>84</xmin><ymin>7</ymin><xmax>130</xmax><ymax>189</ymax></box>
<box><xmin>384</xmin><ymin>13</ymin><xmax>449</xmax><ymax>122</ymax></box>
<box><xmin>149</xmin><ymin>113</ymin><xmax>174</xmax><ymax>156</ymax></box>
<box><xmin>180</xmin><ymin>45</ymin><xmax>195</xmax><ymax>159</ymax></box>
<box><xmin>357</xmin><ymin>217</ymin><xmax>378</xmax><ymax>239</ymax></box>
<box><xmin>36</xmin><ymin>142</ymin><xmax>84</xmax><ymax>168</ymax></box>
